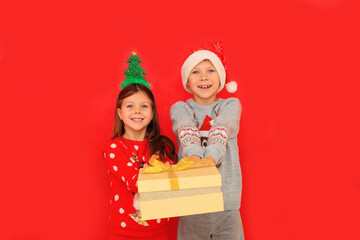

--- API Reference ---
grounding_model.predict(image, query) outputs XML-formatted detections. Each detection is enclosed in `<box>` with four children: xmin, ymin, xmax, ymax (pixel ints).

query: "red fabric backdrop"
<box><xmin>1</xmin><ymin>0</ymin><xmax>359</xmax><ymax>239</ymax></box>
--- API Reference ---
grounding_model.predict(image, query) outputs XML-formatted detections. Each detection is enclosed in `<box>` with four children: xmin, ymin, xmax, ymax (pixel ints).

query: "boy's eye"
<box><xmin>209</xmin><ymin>69</ymin><xmax>216</xmax><ymax>73</ymax></box>
<box><xmin>191</xmin><ymin>70</ymin><xmax>199</xmax><ymax>74</ymax></box>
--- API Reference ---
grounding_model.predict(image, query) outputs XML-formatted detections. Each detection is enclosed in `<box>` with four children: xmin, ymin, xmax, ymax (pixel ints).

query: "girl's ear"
<box><xmin>117</xmin><ymin>108</ymin><xmax>122</xmax><ymax>120</ymax></box>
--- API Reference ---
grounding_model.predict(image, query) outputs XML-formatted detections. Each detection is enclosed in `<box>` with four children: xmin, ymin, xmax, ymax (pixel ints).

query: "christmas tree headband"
<box><xmin>121</xmin><ymin>52</ymin><xmax>151</xmax><ymax>89</ymax></box>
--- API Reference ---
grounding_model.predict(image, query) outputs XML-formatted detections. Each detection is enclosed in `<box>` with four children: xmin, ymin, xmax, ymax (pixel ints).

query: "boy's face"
<box><xmin>186</xmin><ymin>60</ymin><xmax>220</xmax><ymax>105</ymax></box>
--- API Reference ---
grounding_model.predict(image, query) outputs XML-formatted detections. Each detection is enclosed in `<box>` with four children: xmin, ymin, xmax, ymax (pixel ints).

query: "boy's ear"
<box><xmin>186</xmin><ymin>81</ymin><xmax>191</xmax><ymax>92</ymax></box>
<box><xmin>117</xmin><ymin>108</ymin><xmax>122</xmax><ymax>120</ymax></box>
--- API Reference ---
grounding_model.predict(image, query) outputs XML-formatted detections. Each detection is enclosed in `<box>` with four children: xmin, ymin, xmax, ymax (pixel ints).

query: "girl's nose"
<box><xmin>134</xmin><ymin>108</ymin><xmax>140</xmax><ymax>114</ymax></box>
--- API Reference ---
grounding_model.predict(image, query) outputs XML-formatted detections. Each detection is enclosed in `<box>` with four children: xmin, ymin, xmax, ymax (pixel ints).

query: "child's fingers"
<box><xmin>205</xmin><ymin>156</ymin><xmax>216</xmax><ymax>165</ymax></box>
<box><xmin>190</xmin><ymin>155</ymin><xmax>201</xmax><ymax>161</ymax></box>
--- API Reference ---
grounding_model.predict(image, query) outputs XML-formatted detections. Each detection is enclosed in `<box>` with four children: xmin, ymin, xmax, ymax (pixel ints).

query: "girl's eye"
<box><xmin>126</xmin><ymin>104</ymin><xmax>133</xmax><ymax>108</ymax></box>
<box><xmin>141</xmin><ymin>105</ymin><xmax>149</xmax><ymax>108</ymax></box>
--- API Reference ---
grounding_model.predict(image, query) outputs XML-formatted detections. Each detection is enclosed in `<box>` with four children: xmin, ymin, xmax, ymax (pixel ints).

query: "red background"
<box><xmin>1</xmin><ymin>0</ymin><xmax>359</xmax><ymax>239</ymax></box>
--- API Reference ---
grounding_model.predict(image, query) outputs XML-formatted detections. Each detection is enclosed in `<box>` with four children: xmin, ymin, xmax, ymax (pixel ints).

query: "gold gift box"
<box><xmin>138</xmin><ymin>164</ymin><xmax>224</xmax><ymax>220</ymax></box>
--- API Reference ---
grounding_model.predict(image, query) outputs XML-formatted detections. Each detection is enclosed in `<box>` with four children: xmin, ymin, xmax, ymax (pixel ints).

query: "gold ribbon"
<box><xmin>129</xmin><ymin>210</ymin><xmax>149</xmax><ymax>226</ymax></box>
<box><xmin>141</xmin><ymin>155</ymin><xmax>214</xmax><ymax>190</ymax></box>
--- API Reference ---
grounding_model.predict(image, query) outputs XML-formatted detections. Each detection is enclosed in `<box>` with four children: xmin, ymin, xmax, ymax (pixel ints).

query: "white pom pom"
<box><xmin>226</xmin><ymin>81</ymin><xmax>237</xmax><ymax>93</ymax></box>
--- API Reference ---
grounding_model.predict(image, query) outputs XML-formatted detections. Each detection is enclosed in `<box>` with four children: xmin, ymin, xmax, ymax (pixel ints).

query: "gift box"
<box><xmin>138</xmin><ymin>156</ymin><xmax>224</xmax><ymax>220</ymax></box>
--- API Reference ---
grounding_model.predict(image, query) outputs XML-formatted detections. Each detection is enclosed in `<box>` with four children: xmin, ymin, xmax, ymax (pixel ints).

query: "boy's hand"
<box><xmin>190</xmin><ymin>155</ymin><xmax>201</xmax><ymax>161</ymax></box>
<box><xmin>205</xmin><ymin>156</ymin><xmax>216</xmax><ymax>165</ymax></box>
<box><xmin>142</xmin><ymin>163</ymin><xmax>150</xmax><ymax>168</ymax></box>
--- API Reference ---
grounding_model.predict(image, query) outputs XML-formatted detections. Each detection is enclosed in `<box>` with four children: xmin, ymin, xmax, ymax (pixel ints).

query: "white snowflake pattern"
<box><xmin>213</xmin><ymin>42</ymin><xmax>222</xmax><ymax>52</ymax></box>
<box><xmin>129</xmin><ymin>157</ymin><xmax>136</xmax><ymax>163</ymax></box>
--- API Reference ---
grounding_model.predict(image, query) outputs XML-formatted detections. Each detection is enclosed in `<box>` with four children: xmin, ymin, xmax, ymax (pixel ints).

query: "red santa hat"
<box><xmin>181</xmin><ymin>41</ymin><xmax>237</xmax><ymax>94</ymax></box>
<box><xmin>199</xmin><ymin>115</ymin><xmax>213</xmax><ymax>137</ymax></box>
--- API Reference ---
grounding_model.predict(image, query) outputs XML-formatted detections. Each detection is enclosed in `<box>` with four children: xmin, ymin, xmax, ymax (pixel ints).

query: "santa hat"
<box><xmin>181</xmin><ymin>41</ymin><xmax>237</xmax><ymax>93</ymax></box>
<box><xmin>199</xmin><ymin>115</ymin><xmax>213</xmax><ymax>137</ymax></box>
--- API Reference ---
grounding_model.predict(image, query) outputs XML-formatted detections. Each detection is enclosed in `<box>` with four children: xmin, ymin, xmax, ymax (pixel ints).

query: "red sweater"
<box><xmin>103</xmin><ymin>137</ymin><xmax>174</xmax><ymax>237</ymax></box>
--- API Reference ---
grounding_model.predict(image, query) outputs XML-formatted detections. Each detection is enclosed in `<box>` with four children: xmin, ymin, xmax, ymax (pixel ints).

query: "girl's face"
<box><xmin>186</xmin><ymin>60</ymin><xmax>220</xmax><ymax>105</ymax></box>
<box><xmin>117</xmin><ymin>91</ymin><xmax>154</xmax><ymax>140</ymax></box>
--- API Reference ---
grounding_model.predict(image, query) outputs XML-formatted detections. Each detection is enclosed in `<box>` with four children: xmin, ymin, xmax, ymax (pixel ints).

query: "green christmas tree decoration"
<box><xmin>121</xmin><ymin>52</ymin><xmax>151</xmax><ymax>89</ymax></box>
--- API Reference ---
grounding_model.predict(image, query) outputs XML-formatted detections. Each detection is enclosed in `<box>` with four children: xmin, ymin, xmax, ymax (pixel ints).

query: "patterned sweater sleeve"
<box><xmin>205</xmin><ymin>98</ymin><xmax>241</xmax><ymax>164</ymax></box>
<box><xmin>170</xmin><ymin>101</ymin><xmax>204</xmax><ymax>158</ymax></box>
<box><xmin>103</xmin><ymin>140</ymin><xmax>139</xmax><ymax>193</ymax></box>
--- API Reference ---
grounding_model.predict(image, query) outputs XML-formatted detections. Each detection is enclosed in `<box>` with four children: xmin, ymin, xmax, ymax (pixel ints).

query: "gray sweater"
<box><xmin>170</xmin><ymin>98</ymin><xmax>242</xmax><ymax>210</ymax></box>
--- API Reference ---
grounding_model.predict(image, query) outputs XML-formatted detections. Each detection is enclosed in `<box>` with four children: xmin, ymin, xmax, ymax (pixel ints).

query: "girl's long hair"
<box><xmin>112</xmin><ymin>83</ymin><xmax>176</xmax><ymax>162</ymax></box>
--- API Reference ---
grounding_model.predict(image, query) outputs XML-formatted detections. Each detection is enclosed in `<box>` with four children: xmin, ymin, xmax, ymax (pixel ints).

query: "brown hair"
<box><xmin>112</xmin><ymin>83</ymin><xmax>176</xmax><ymax>162</ymax></box>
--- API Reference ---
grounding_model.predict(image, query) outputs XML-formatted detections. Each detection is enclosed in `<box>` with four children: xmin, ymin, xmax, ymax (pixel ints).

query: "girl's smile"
<box><xmin>131</xmin><ymin>117</ymin><xmax>144</xmax><ymax>121</ymax></box>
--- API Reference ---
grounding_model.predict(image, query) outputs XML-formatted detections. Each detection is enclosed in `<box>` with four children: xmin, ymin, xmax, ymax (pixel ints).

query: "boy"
<box><xmin>170</xmin><ymin>42</ymin><xmax>244</xmax><ymax>240</ymax></box>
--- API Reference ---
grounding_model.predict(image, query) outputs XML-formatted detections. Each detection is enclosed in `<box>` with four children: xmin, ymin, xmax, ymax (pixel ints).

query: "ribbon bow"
<box><xmin>141</xmin><ymin>155</ymin><xmax>214</xmax><ymax>190</ymax></box>
<box><xmin>141</xmin><ymin>155</ymin><xmax>214</xmax><ymax>174</ymax></box>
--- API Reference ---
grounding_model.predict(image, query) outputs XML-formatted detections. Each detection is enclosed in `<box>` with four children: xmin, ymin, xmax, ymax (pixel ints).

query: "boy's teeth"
<box><xmin>199</xmin><ymin>85</ymin><xmax>211</xmax><ymax>89</ymax></box>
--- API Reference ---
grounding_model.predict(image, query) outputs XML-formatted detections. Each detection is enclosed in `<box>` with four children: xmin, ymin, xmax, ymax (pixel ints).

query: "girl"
<box><xmin>103</xmin><ymin>83</ymin><xmax>176</xmax><ymax>240</ymax></box>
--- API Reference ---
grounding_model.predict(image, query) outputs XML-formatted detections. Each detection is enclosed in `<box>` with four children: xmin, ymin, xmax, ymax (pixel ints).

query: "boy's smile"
<box><xmin>198</xmin><ymin>84</ymin><xmax>212</xmax><ymax>89</ymax></box>
<box><xmin>186</xmin><ymin>60</ymin><xmax>220</xmax><ymax>105</ymax></box>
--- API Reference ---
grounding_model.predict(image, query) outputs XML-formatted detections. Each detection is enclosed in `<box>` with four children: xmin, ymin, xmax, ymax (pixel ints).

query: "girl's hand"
<box><xmin>143</xmin><ymin>163</ymin><xmax>150</xmax><ymax>168</ymax></box>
